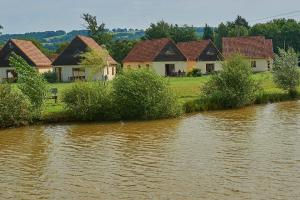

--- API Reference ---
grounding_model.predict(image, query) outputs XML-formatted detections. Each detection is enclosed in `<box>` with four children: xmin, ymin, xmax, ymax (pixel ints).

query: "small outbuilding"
<box><xmin>123</xmin><ymin>38</ymin><xmax>187</xmax><ymax>76</ymax></box>
<box><xmin>222</xmin><ymin>36</ymin><xmax>274</xmax><ymax>72</ymax></box>
<box><xmin>0</xmin><ymin>39</ymin><xmax>52</xmax><ymax>82</ymax></box>
<box><xmin>53</xmin><ymin>35</ymin><xmax>118</xmax><ymax>82</ymax></box>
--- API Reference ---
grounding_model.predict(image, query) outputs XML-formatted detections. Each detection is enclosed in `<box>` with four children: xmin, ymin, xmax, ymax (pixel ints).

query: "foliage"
<box><xmin>9</xmin><ymin>53</ymin><xmax>47</xmax><ymax>117</ymax></box>
<box><xmin>214</xmin><ymin>22</ymin><xmax>228</xmax><ymax>48</ymax></box>
<box><xmin>273</xmin><ymin>48</ymin><xmax>300</xmax><ymax>96</ymax></box>
<box><xmin>144</xmin><ymin>20</ymin><xmax>171</xmax><ymax>40</ymax></box>
<box><xmin>79</xmin><ymin>48</ymin><xmax>109</xmax><ymax>80</ymax></box>
<box><xmin>113</xmin><ymin>69</ymin><xmax>182</xmax><ymax>120</ymax></box>
<box><xmin>203</xmin><ymin>24</ymin><xmax>214</xmax><ymax>40</ymax></box>
<box><xmin>43</xmin><ymin>71</ymin><xmax>57</xmax><ymax>83</ymax></box>
<box><xmin>187</xmin><ymin>68</ymin><xmax>202</xmax><ymax>77</ymax></box>
<box><xmin>250</xmin><ymin>19</ymin><xmax>300</xmax><ymax>53</ymax></box>
<box><xmin>55</xmin><ymin>42</ymin><xmax>70</xmax><ymax>54</ymax></box>
<box><xmin>109</xmin><ymin>39</ymin><xmax>137</xmax><ymax>63</ymax></box>
<box><xmin>144</xmin><ymin>20</ymin><xmax>198</xmax><ymax>43</ymax></box>
<box><xmin>213</xmin><ymin>15</ymin><xmax>250</xmax><ymax>48</ymax></box>
<box><xmin>170</xmin><ymin>24</ymin><xmax>198</xmax><ymax>43</ymax></box>
<box><xmin>202</xmin><ymin>54</ymin><xmax>259</xmax><ymax>108</ymax></box>
<box><xmin>82</xmin><ymin>13</ymin><xmax>113</xmax><ymax>47</ymax></box>
<box><xmin>62</xmin><ymin>82</ymin><xmax>115</xmax><ymax>121</ymax></box>
<box><xmin>0</xmin><ymin>84</ymin><xmax>32</xmax><ymax>128</ymax></box>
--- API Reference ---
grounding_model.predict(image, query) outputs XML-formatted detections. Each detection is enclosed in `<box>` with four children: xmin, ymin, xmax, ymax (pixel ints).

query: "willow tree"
<box><xmin>80</xmin><ymin>48</ymin><xmax>109</xmax><ymax>81</ymax></box>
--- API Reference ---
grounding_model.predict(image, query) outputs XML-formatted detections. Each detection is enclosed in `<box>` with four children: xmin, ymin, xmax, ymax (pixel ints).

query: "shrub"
<box><xmin>187</xmin><ymin>68</ymin><xmax>202</xmax><ymax>77</ymax></box>
<box><xmin>202</xmin><ymin>54</ymin><xmax>259</xmax><ymax>108</ymax></box>
<box><xmin>113</xmin><ymin>69</ymin><xmax>182</xmax><ymax>120</ymax></box>
<box><xmin>62</xmin><ymin>82</ymin><xmax>115</xmax><ymax>121</ymax></box>
<box><xmin>43</xmin><ymin>71</ymin><xmax>57</xmax><ymax>83</ymax></box>
<box><xmin>0</xmin><ymin>84</ymin><xmax>31</xmax><ymax>128</ymax></box>
<box><xmin>9</xmin><ymin>53</ymin><xmax>47</xmax><ymax>118</ymax></box>
<box><xmin>273</xmin><ymin>48</ymin><xmax>300</xmax><ymax>97</ymax></box>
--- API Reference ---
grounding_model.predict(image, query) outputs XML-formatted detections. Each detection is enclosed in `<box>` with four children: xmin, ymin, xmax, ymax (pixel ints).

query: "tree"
<box><xmin>170</xmin><ymin>24</ymin><xmax>198</xmax><ymax>43</ymax></box>
<box><xmin>109</xmin><ymin>40</ymin><xmax>137</xmax><ymax>63</ymax></box>
<box><xmin>203</xmin><ymin>54</ymin><xmax>259</xmax><ymax>108</ymax></box>
<box><xmin>79</xmin><ymin>48</ymin><xmax>109</xmax><ymax>81</ymax></box>
<box><xmin>82</xmin><ymin>13</ymin><xmax>113</xmax><ymax>47</ymax></box>
<box><xmin>144</xmin><ymin>21</ymin><xmax>198</xmax><ymax>42</ymax></box>
<box><xmin>144</xmin><ymin>20</ymin><xmax>172</xmax><ymax>40</ymax></box>
<box><xmin>55</xmin><ymin>42</ymin><xmax>70</xmax><ymax>54</ymax></box>
<box><xmin>9</xmin><ymin>53</ymin><xmax>47</xmax><ymax>118</ymax></box>
<box><xmin>234</xmin><ymin>15</ymin><xmax>249</xmax><ymax>28</ymax></box>
<box><xmin>214</xmin><ymin>22</ymin><xmax>228</xmax><ymax>48</ymax></box>
<box><xmin>202</xmin><ymin>24</ymin><xmax>214</xmax><ymax>40</ymax></box>
<box><xmin>250</xmin><ymin>19</ymin><xmax>300</xmax><ymax>53</ymax></box>
<box><xmin>273</xmin><ymin>48</ymin><xmax>300</xmax><ymax>96</ymax></box>
<box><xmin>0</xmin><ymin>25</ymin><xmax>3</xmax><ymax>35</ymax></box>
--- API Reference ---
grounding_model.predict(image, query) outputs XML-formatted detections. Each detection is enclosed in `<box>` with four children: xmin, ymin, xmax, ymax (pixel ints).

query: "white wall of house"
<box><xmin>0</xmin><ymin>66</ymin><xmax>52</xmax><ymax>82</ymax></box>
<box><xmin>0</xmin><ymin>67</ymin><xmax>13</xmax><ymax>82</ymax></box>
<box><xmin>54</xmin><ymin>65</ymin><xmax>117</xmax><ymax>82</ymax></box>
<box><xmin>152</xmin><ymin>61</ymin><xmax>187</xmax><ymax>76</ymax></box>
<box><xmin>196</xmin><ymin>61</ymin><xmax>223</xmax><ymax>74</ymax></box>
<box><xmin>251</xmin><ymin>58</ymin><xmax>273</xmax><ymax>72</ymax></box>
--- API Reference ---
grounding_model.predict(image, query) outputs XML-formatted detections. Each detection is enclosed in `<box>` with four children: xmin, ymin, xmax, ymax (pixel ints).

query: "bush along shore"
<box><xmin>1</xmin><ymin>50</ymin><xmax>300</xmax><ymax>129</ymax></box>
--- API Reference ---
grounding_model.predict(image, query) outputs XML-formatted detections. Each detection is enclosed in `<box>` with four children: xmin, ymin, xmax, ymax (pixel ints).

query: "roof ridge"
<box><xmin>10</xmin><ymin>39</ymin><xmax>51</xmax><ymax>66</ymax></box>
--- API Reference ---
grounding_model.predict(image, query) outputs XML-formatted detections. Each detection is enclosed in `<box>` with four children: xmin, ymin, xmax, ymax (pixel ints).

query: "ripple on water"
<box><xmin>1</xmin><ymin>101</ymin><xmax>300</xmax><ymax>199</ymax></box>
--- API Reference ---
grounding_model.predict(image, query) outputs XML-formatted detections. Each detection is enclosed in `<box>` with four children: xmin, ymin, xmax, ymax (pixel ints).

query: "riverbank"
<box><xmin>40</xmin><ymin>72</ymin><xmax>300</xmax><ymax>124</ymax></box>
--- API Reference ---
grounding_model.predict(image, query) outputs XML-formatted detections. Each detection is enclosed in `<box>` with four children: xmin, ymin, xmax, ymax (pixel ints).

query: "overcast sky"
<box><xmin>1</xmin><ymin>0</ymin><xmax>300</xmax><ymax>34</ymax></box>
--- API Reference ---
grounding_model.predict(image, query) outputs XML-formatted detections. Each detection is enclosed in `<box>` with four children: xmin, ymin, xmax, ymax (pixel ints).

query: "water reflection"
<box><xmin>0</xmin><ymin>102</ymin><xmax>300</xmax><ymax>199</ymax></box>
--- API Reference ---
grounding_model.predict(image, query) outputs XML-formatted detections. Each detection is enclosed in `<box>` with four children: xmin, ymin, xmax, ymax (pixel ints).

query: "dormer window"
<box><xmin>206</xmin><ymin>48</ymin><xmax>216</xmax><ymax>56</ymax></box>
<box><xmin>73</xmin><ymin>49</ymin><xmax>82</xmax><ymax>57</ymax></box>
<box><xmin>165</xmin><ymin>47</ymin><xmax>176</xmax><ymax>56</ymax></box>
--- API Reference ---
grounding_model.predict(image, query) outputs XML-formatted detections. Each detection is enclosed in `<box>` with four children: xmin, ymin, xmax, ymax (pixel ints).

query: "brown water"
<box><xmin>1</xmin><ymin>102</ymin><xmax>300</xmax><ymax>200</ymax></box>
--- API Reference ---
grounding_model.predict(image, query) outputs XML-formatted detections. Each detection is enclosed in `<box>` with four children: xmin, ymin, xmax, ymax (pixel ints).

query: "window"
<box><xmin>251</xmin><ymin>61</ymin><xmax>257</xmax><ymax>68</ymax></box>
<box><xmin>206</xmin><ymin>64</ymin><xmax>215</xmax><ymax>73</ymax></box>
<box><xmin>138</xmin><ymin>65</ymin><xmax>141</xmax><ymax>69</ymax></box>
<box><xmin>127</xmin><ymin>65</ymin><xmax>131</xmax><ymax>69</ymax></box>
<box><xmin>267</xmin><ymin>60</ymin><xmax>271</xmax><ymax>70</ymax></box>
<box><xmin>107</xmin><ymin>67</ymin><xmax>109</xmax><ymax>75</ymax></box>
<box><xmin>146</xmin><ymin>64</ymin><xmax>150</xmax><ymax>69</ymax></box>
<box><xmin>112</xmin><ymin>66</ymin><xmax>115</xmax><ymax>75</ymax></box>
<box><xmin>72</xmin><ymin>68</ymin><xmax>85</xmax><ymax>78</ymax></box>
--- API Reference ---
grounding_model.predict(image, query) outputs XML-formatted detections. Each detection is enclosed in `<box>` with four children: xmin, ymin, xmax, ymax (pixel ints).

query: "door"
<box><xmin>54</xmin><ymin>67</ymin><xmax>62</xmax><ymax>82</ymax></box>
<box><xmin>206</xmin><ymin>64</ymin><xmax>215</xmax><ymax>74</ymax></box>
<box><xmin>165</xmin><ymin>64</ymin><xmax>175</xmax><ymax>76</ymax></box>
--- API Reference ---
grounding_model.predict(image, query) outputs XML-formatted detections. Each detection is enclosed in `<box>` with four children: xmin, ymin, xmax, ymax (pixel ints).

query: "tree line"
<box><xmin>82</xmin><ymin>14</ymin><xmax>300</xmax><ymax>64</ymax></box>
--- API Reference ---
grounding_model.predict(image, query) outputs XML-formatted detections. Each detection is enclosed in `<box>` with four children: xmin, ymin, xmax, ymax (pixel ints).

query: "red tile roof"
<box><xmin>177</xmin><ymin>40</ymin><xmax>211</xmax><ymax>61</ymax></box>
<box><xmin>11</xmin><ymin>39</ymin><xmax>52</xmax><ymax>67</ymax></box>
<box><xmin>222</xmin><ymin>36</ymin><xmax>274</xmax><ymax>59</ymax></box>
<box><xmin>123</xmin><ymin>38</ymin><xmax>174</xmax><ymax>62</ymax></box>
<box><xmin>77</xmin><ymin>35</ymin><xmax>117</xmax><ymax>65</ymax></box>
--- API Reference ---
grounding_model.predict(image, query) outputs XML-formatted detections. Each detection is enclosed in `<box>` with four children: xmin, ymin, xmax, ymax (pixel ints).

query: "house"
<box><xmin>0</xmin><ymin>39</ymin><xmax>52</xmax><ymax>82</ymax></box>
<box><xmin>52</xmin><ymin>35</ymin><xmax>117</xmax><ymax>82</ymax></box>
<box><xmin>222</xmin><ymin>36</ymin><xmax>274</xmax><ymax>72</ymax></box>
<box><xmin>123</xmin><ymin>38</ymin><xmax>187</xmax><ymax>76</ymax></box>
<box><xmin>177</xmin><ymin>40</ymin><xmax>223</xmax><ymax>74</ymax></box>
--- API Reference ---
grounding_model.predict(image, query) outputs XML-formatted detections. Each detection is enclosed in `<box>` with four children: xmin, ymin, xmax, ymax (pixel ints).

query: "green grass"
<box><xmin>41</xmin><ymin>72</ymin><xmax>299</xmax><ymax>122</ymax></box>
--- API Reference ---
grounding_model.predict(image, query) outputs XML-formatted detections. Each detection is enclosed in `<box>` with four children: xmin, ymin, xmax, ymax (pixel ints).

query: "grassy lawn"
<box><xmin>42</xmin><ymin>72</ymin><xmax>287</xmax><ymax>121</ymax></box>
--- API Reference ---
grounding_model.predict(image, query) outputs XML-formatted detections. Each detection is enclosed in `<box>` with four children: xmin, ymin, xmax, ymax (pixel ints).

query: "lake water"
<box><xmin>1</xmin><ymin>101</ymin><xmax>300</xmax><ymax>200</ymax></box>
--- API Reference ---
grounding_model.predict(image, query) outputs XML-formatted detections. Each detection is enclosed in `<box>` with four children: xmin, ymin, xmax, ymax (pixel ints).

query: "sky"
<box><xmin>1</xmin><ymin>0</ymin><xmax>300</xmax><ymax>34</ymax></box>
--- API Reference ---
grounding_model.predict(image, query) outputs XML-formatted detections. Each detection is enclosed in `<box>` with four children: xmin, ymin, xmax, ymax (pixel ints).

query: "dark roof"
<box><xmin>123</xmin><ymin>38</ymin><xmax>186</xmax><ymax>62</ymax></box>
<box><xmin>0</xmin><ymin>39</ymin><xmax>52</xmax><ymax>67</ymax></box>
<box><xmin>222</xmin><ymin>36</ymin><xmax>274</xmax><ymax>59</ymax></box>
<box><xmin>177</xmin><ymin>40</ymin><xmax>212</xmax><ymax>61</ymax></box>
<box><xmin>53</xmin><ymin>35</ymin><xmax>117</xmax><ymax>66</ymax></box>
